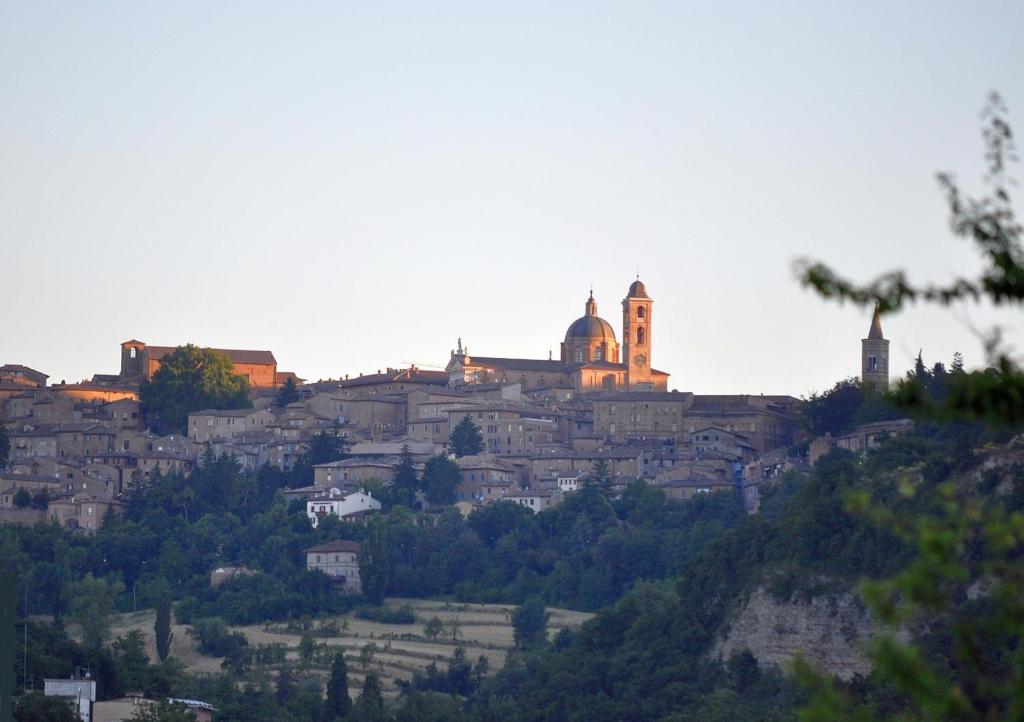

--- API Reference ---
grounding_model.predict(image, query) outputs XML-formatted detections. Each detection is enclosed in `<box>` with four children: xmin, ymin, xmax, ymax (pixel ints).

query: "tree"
<box><xmin>449</xmin><ymin>416</ymin><xmax>484</xmax><ymax>457</ymax></box>
<box><xmin>391</xmin><ymin>445</ymin><xmax>419</xmax><ymax>509</ymax></box>
<box><xmin>349</xmin><ymin>673</ymin><xmax>386</xmax><ymax>722</ymax></box>
<box><xmin>112</xmin><ymin>630</ymin><xmax>150</xmax><ymax>692</ymax></box>
<box><xmin>12</xmin><ymin>489</ymin><xmax>30</xmax><ymax>509</ymax></box>
<box><xmin>585</xmin><ymin>458</ymin><xmax>613</xmax><ymax>495</ymax></box>
<box><xmin>70</xmin><ymin>574</ymin><xmax>125</xmax><ymax>650</ymax></box>
<box><xmin>801</xmin><ymin>378</ymin><xmax>864</xmax><ymax>436</ymax></box>
<box><xmin>795</xmin><ymin>93</ymin><xmax>1024</xmax><ymax>719</ymax></box>
<box><xmin>359</xmin><ymin>519</ymin><xmax>391</xmax><ymax>605</ymax></box>
<box><xmin>276</xmin><ymin>376</ymin><xmax>302</xmax><ymax>407</ymax></box>
<box><xmin>324</xmin><ymin>651</ymin><xmax>352</xmax><ymax>720</ymax></box>
<box><xmin>422</xmin><ymin>616</ymin><xmax>444</xmax><ymax>641</ymax></box>
<box><xmin>512</xmin><ymin>596</ymin><xmax>548</xmax><ymax>648</ymax></box>
<box><xmin>0</xmin><ymin>427</ymin><xmax>9</xmax><ymax>470</ymax></box>
<box><xmin>298</xmin><ymin>632</ymin><xmax>316</xmax><ymax>668</ymax></box>
<box><xmin>139</xmin><ymin>345</ymin><xmax>251</xmax><ymax>434</ymax></box>
<box><xmin>421</xmin><ymin>455</ymin><xmax>461</xmax><ymax>507</ymax></box>
<box><xmin>13</xmin><ymin>692</ymin><xmax>79</xmax><ymax>722</ymax></box>
<box><xmin>153</xmin><ymin>586</ymin><xmax>173</xmax><ymax>662</ymax></box>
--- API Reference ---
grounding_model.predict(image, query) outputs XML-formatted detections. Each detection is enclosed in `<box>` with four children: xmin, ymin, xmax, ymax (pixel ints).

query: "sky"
<box><xmin>2</xmin><ymin>1</ymin><xmax>1022</xmax><ymax>397</ymax></box>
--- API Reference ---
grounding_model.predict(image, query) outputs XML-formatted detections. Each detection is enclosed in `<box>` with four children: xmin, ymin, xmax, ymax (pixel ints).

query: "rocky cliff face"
<box><xmin>713</xmin><ymin>585</ymin><xmax>889</xmax><ymax>681</ymax></box>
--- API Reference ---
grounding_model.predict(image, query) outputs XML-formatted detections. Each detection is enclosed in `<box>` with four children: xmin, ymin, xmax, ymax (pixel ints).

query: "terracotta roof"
<box><xmin>305</xmin><ymin>539</ymin><xmax>360</xmax><ymax>554</ymax></box>
<box><xmin>459</xmin><ymin>356</ymin><xmax>572</xmax><ymax>372</ymax></box>
<box><xmin>146</xmin><ymin>346</ymin><xmax>277</xmax><ymax>365</ymax></box>
<box><xmin>0</xmin><ymin>364</ymin><xmax>48</xmax><ymax>378</ymax></box>
<box><xmin>340</xmin><ymin>368</ymin><xmax>449</xmax><ymax>388</ymax></box>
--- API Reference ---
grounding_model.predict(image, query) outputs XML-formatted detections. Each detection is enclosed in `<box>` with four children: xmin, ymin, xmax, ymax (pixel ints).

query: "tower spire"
<box><xmin>867</xmin><ymin>303</ymin><xmax>884</xmax><ymax>340</ymax></box>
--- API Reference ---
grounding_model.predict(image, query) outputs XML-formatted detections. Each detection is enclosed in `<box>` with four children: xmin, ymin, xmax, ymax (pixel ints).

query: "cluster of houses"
<box><xmin>1</xmin><ymin>342</ymin><xmax>915</xmax><ymax>535</ymax></box>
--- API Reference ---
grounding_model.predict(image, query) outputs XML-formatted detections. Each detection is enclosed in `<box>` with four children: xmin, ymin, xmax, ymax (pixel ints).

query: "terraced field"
<box><xmin>107</xmin><ymin>598</ymin><xmax>593</xmax><ymax>697</ymax></box>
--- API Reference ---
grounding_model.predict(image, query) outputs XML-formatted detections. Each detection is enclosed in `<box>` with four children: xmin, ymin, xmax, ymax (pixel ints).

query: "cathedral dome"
<box><xmin>564</xmin><ymin>291</ymin><xmax>617</xmax><ymax>343</ymax></box>
<box><xmin>565</xmin><ymin>314</ymin><xmax>617</xmax><ymax>342</ymax></box>
<box><xmin>627</xmin><ymin>279</ymin><xmax>649</xmax><ymax>298</ymax></box>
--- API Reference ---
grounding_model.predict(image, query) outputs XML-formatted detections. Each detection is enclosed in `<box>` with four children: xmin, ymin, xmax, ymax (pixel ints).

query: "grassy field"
<box><xmin>106</xmin><ymin>598</ymin><xmax>593</xmax><ymax>697</ymax></box>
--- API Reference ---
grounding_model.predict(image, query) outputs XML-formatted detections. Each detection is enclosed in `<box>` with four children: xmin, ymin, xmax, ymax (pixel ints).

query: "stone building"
<box><xmin>117</xmin><ymin>339</ymin><xmax>280</xmax><ymax>389</ymax></box>
<box><xmin>446</xmin><ymin>278</ymin><xmax>670</xmax><ymax>394</ymax></box>
<box><xmin>861</xmin><ymin>305</ymin><xmax>890</xmax><ymax>391</ymax></box>
<box><xmin>305</xmin><ymin>540</ymin><xmax>361</xmax><ymax>593</ymax></box>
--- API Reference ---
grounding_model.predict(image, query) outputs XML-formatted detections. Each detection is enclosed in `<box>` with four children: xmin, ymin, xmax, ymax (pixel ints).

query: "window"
<box><xmin>868</xmin><ymin>356</ymin><xmax>878</xmax><ymax>371</ymax></box>
<box><xmin>574</xmin><ymin>349</ymin><xmax>584</xmax><ymax>363</ymax></box>
<box><xmin>130</xmin><ymin>348</ymin><xmax>137</xmax><ymax>359</ymax></box>
<box><xmin>595</xmin><ymin>347</ymin><xmax>604</xmax><ymax>361</ymax></box>
<box><xmin>637</xmin><ymin>328</ymin><xmax>645</xmax><ymax>345</ymax></box>
<box><xmin>637</xmin><ymin>306</ymin><xmax>646</xmax><ymax>319</ymax></box>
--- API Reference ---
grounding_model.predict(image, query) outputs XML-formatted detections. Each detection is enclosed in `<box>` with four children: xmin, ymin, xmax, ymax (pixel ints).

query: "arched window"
<box><xmin>130</xmin><ymin>348</ymin><xmax>137</xmax><ymax>359</ymax></box>
<box><xmin>595</xmin><ymin>346</ymin><xmax>604</xmax><ymax>361</ymax></box>
<box><xmin>637</xmin><ymin>328</ymin><xmax>645</xmax><ymax>345</ymax></box>
<box><xmin>637</xmin><ymin>306</ymin><xmax>646</xmax><ymax>319</ymax></box>
<box><xmin>868</xmin><ymin>356</ymin><xmax>878</xmax><ymax>371</ymax></box>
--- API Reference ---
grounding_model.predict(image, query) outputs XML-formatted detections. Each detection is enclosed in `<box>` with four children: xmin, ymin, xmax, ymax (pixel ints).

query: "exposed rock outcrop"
<box><xmin>713</xmin><ymin>585</ymin><xmax>890</xmax><ymax>681</ymax></box>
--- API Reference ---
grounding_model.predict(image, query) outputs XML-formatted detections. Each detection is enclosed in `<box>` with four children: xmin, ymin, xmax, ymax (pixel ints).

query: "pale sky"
<box><xmin>2</xmin><ymin>2</ymin><xmax>1022</xmax><ymax>397</ymax></box>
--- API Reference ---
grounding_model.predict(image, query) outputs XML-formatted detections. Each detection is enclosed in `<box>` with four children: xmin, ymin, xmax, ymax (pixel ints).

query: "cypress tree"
<box><xmin>324</xmin><ymin>651</ymin><xmax>351</xmax><ymax>720</ymax></box>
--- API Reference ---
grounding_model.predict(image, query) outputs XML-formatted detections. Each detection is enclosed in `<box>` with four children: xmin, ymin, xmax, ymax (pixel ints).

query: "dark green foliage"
<box><xmin>399</xmin><ymin>645</ymin><xmax>479</xmax><ymax>698</ymax></box>
<box><xmin>154</xmin><ymin>591</ymin><xmax>173</xmax><ymax>662</ymax></box>
<box><xmin>189</xmin><ymin>617</ymin><xmax>248</xmax><ymax>658</ymax></box>
<box><xmin>359</xmin><ymin>519</ymin><xmax>391</xmax><ymax>605</ymax></box>
<box><xmin>394</xmin><ymin>692</ymin><xmax>468</xmax><ymax>722</ymax></box>
<box><xmin>13</xmin><ymin>692</ymin><xmax>79</xmax><ymax>722</ymax></box>
<box><xmin>449</xmin><ymin>416</ymin><xmax>484</xmax><ymax>457</ymax></box>
<box><xmin>112</xmin><ymin>630</ymin><xmax>151</xmax><ymax>692</ymax></box>
<box><xmin>288</xmin><ymin>427</ymin><xmax>349</xmax><ymax>488</ymax></box>
<box><xmin>585</xmin><ymin>458</ymin><xmax>612</xmax><ymax>494</ymax></box>
<box><xmin>512</xmin><ymin>596</ymin><xmax>548</xmax><ymax>648</ymax></box>
<box><xmin>276</xmin><ymin>376</ymin><xmax>302</xmax><ymax>407</ymax></box>
<box><xmin>1</xmin><ymin>571</ymin><xmax>13</xmax><ymax>722</ymax></box>
<box><xmin>421</xmin><ymin>455</ymin><xmax>461</xmax><ymax>506</ymax></box>
<box><xmin>390</xmin><ymin>446</ymin><xmax>419</xmax><ymax>509</ymax></box>
<box><xmin>0</xmin><ymin>427</ymin><xmax>9</xmax><ymax>470</ymax></box>
<box><xmin>12</xmin><ymin>488</ymin><xmax>30</xmax><ymax>509</ymax></box>
<box><xmin>70</xmin><ymin>573</ymin><xmax>125</xmax><ymax>650</ymax></box>
<box><xmin>29</xmin><ymin>490</ymin><xmax>49</xmax><ymax>511</ymax></box>
<box><xmin>139</xmin><ymin>345</ymin><xmax>252</xmax><ymax>434</ymax></box>
<box><xmin>324</xmin><ymin>651</ymin><xmax>351</xmax><ymax>720</ymax></box>
<box><xmin>349</xmin><ymin>673</ymin><xmax>386</xmax><ymax>722</ymax></box>
<box><xmin>355</xmin><ymin>604</ymin><xmax>415</xmax><ymax>624</ymax></box>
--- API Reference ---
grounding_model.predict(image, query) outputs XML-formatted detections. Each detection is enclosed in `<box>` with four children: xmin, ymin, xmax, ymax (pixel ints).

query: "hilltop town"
<box><xmin>0</xmin><ymin>277</ymin><xmax>902</xmax><ymax>532</ymax></box>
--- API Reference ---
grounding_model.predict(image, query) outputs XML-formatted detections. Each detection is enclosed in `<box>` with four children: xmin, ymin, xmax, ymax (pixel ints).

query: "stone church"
<box><xmin>447</xmin><ymin>278</ymin><xmax>670</xmax><ymax>394</ymax></box>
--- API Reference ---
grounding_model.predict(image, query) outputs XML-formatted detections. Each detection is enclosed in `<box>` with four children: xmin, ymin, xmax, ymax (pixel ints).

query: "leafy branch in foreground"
<box><xmin>794</xmin><ymin>93</ymin><xmax>1024</xmax><ymax>720</ymax></box>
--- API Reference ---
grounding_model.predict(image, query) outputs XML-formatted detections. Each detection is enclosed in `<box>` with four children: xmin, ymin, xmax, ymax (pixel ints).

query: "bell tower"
<box><xmin>861</xmin><ymin>304</ymin><xmax>890</xmax><ymax>391</ymax></box>
<box><xmin>622</xmin><ymin>277</ymin><xmax>653</xmax><ymax>390</ymax></box>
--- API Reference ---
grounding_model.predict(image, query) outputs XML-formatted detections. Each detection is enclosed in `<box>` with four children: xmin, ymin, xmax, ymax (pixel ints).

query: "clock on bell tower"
<box><xmin>622</xmin><ymin>277</ymin><xmax>653</xmax><ymax>390</ymax></box>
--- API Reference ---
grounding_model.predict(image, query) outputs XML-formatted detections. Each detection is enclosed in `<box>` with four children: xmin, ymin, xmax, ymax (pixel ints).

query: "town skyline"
<box><xmin>3</xmin><ymin>2</ymin><xmax>1022</xmax><ymax>396</ymax></box>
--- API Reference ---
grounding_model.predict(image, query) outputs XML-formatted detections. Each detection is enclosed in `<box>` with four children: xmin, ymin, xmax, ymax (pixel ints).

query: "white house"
<box><xmin>557</xmin><ymin>472</ymin><xmax>585</xmax><ymax>494</ymax></box>
<box><xmin>506</xmin><ymin>489</ymin><xmax>556</xmax><ymax>513</ymax></box>
<box><xmin>306</xmin><ymin>489</ymin><xmax>381</xmax><ymax>528</ymax></box>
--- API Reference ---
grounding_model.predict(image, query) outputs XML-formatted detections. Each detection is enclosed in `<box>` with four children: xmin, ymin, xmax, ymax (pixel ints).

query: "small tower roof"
<box><xmin>627</xmin><ymin>278</ymin><xmax>649</xmax><ymax>298</ymax></box>
<box><xmin>867</xmin><ymin>304</ymin><xmax>885</xmax><ymax>340</ymax></box>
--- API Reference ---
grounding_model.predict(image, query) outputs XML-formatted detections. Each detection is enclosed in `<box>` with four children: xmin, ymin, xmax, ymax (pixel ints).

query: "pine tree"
<box><xmin>449</xmin><ymin>416</ymin><xmax>484</xmax><ymax>457</ymax></box>
<box><xmin>276</xmin><ymin>376</ymin><xmax>302</xmax><ymax>407</ymax></box>
<box><xmin>391</xmin><ymin>445</ymin><xmax>419</xmax><ymax>508</ymax></box>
